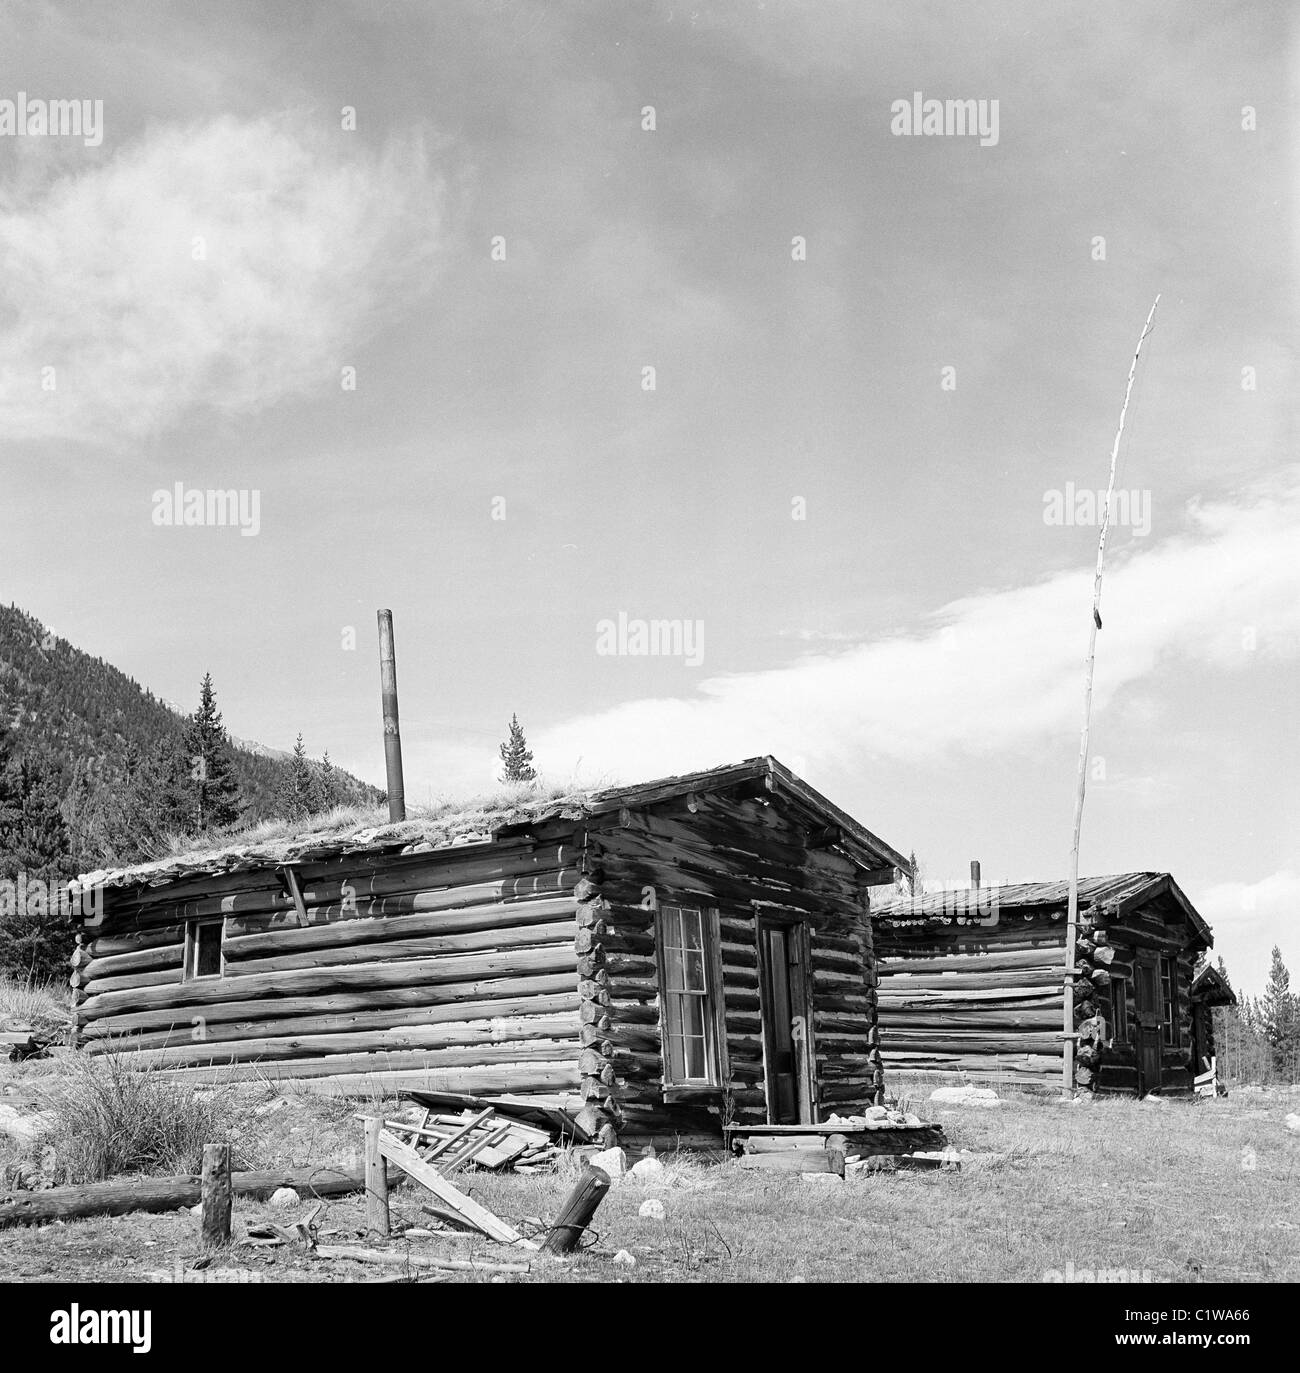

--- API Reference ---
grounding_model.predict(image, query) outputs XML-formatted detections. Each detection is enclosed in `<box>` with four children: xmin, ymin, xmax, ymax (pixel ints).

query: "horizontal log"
<box><xmin>79</xmin><ymin>944</ymin><xmax>576</xmax><ymax>1021</ymax></box>
<box><xmin>84</xmin><ymin>923</ymin><xmax>188</xmax><ymax>958</ymax></box>
<box><xmin>75</xmin><ymin>942</ymin><xmax>184</xmax><ymax>981</ymax></box>
<box><xmin>78</xmin><ymin>965</ymin><xmax>184</xmax><ymax>996</ymax></box>
<box><xmin>877</xmin><ymin>947</ymin><xmax>1067</xmax><ymax>976</ymax></box>
<box><xmin>0</xmin><ymin>1163</ymin><xmax>369</xmax><ymax>1230</ymax></box>
<box><xmin>86</xmin><ymin>993</ymin><xmax>582</xmax><ymax>1054</ymax></box>
<box><xmin>81</xmin><ymin>972</ymin><xmax>580</xmax><ymax>1039</ymax></box>
<box><xmin>91</xmin><ymin>1013</ymin><xmax>583</xmax><ymax>1068</ymax></box>
<box><xmin>878</xmin><ymin>1010</ymin><xmax>1063</xmax><ymax>1030</ymax></box>
<box><xmin>277</xmin><ymin>1068</ymin><xmax>584</xmax><ymax>1098</ymax></box>
<box><xmin>221</xmin><ymin>895</ymin><xmax>576</xmax><ymax>961</ymax></box>
<box><xmin>153</xmin><ymin>1044</ymin><xmax>581</xmax><ymax>1083</ymax></box>
<box><xmin>224</xmin><ymin>919</ymin><xmax>576</xmax><ymax>978</ymax></box>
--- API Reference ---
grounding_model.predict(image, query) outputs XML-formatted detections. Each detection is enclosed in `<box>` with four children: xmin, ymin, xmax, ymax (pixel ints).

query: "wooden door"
<box><xmin>1134</xmin><ymin>955</ymin><xmax>1163</xmax><ymax>1095</ymax></box>
<box><xmin>758</xmin><ymin>920</ymin><xmax>814</xmax><ymax>1124</ymax></box>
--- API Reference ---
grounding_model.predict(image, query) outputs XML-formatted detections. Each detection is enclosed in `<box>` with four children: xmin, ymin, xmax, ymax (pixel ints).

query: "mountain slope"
<box><xmin>0</xmin><ymin>602</ymin><xmax>382</xmax><ymax>823</ymax></box>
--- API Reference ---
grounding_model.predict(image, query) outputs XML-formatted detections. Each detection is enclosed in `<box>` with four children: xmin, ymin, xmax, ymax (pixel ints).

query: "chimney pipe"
<box><xmin>377</xmin><ymin>609</ymin><xmax>406</xmax><ymax>822</ymax></box>
<box><xmin>970</xmin><ymin>859</ymin><xmax>981</xmax><ymax>892</ymax></box>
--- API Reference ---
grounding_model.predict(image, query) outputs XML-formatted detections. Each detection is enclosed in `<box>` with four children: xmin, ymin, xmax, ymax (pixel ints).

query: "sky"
<box><xmin>0</xmin><ymin>1</ymin><xmax>1296</xmax><ymax>995</ymax></box>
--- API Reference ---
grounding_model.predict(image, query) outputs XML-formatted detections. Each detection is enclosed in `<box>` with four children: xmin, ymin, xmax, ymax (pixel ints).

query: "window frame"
<box><xmin>654</xmin><ymin>903</ymin><xmax>728</xmax><ymax>1096</ymax></box>
<box><xmin>184</xmin><ymin>918</ymin><xmax>225</xmax><ymax>982</ymax></box>
<box><xmin>1110</xmin><ymin>975</ymin><xmax>1130</xmax><ymax>1044</ymax></box>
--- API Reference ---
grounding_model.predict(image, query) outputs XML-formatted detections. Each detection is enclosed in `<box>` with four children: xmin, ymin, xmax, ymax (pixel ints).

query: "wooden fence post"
<box><xmin>540</xmin><ymin>1165</ymin><xmax>611</xmax><ymax>1254</ymax></box>
<box><xmin>200</xmin><ymin>1143</ymin><xmax>231</xmax><ymax>1248</ymax></box>
<box><xmin>364</xmin><ymin>1116</ymin><xmax>390</xmax><ymax>1238</ymax></box>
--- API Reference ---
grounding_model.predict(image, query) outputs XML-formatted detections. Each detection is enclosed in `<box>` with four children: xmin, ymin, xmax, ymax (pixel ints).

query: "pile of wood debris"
<box><xmin>355</xmin><ymin>1104</ymin><xmax>563</xmax><ymax>1175</ymax></box>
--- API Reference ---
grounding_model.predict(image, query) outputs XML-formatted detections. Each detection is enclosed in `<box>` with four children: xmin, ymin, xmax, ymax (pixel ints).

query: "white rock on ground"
<box><xmin>612</xmin><ymin>1249</ymin><xmax>636</xmax><ymax>1266</ymax></box>
<box><xmin>269</xmin><ymin>1187</ymin><xmax>300</xmax><ymax>1208</ymax></box>
<box><xmin>0</xmin><ymin>1105</ymin><xmax>58</xmax><ymax>1145</ymax></box>
<box><xmin>928</xmin><ymin>1086</ymin><xmax>1000</xmax><ymax>1108</ymax></box>
<box><xmin>630</xmin><ymin>1157</ymin><xmax>665</xmax><ymax>1182</ymax></box>
<box><xmin>638</xmin><ymin>1198</ymin><xmax>665</xmax><ymax>1220</ymax></box>
<box><xmin>589</xmin><ymin>1147</ymin><xmax>628</xmax><ymax>1180</ymax></box>
<box><xmin>1285</xmin><ymin>1113</ymin><xmax>1300</xmax><ymax>1133</ymax></box>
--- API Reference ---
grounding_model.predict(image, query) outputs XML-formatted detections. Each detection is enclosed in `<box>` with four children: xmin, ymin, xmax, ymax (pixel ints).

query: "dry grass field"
<box><xmin>3</xmin><ymin>1043</ymin><xmax>1297</xmax><ymax>1285</ymax></box>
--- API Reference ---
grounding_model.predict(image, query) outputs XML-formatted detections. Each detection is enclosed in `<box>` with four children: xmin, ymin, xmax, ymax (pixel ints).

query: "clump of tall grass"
<box><xmin>0</xmin><ymin>974</ymin><xmax>71</xmax><ymax>1039</ymax></box>
<box><xmin>47</xmin><ymin>1052</ymin><xmax>243</xmax><ymax>1183</ymax></box>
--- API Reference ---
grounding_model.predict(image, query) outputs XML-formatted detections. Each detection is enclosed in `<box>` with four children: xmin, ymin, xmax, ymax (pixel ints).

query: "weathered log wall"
<box><xmin>73</xmin><ymin>837</ymin><xmax>585</xmax><ymax>1099</ymax></box>
<box><xmin>875</xmin><ymin>914</ymin><xmax>1069</xmax><ymax>1082</ymax></box>
<box><xmin>876</xmin><ymin>891</ymin><xmax>1204</xmax><ymax>1095</ymax></box>
<box><xmin>574</xmin><ymin>788</ymin><xmax>882</xmax><ymax>1146</ymax></box>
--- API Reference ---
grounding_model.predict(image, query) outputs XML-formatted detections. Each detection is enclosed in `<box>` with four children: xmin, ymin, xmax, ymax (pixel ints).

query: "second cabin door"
<box><xmin>1134</xmin><ymin>954</ymin><xmax>1164</xmax><ymax>1095</ymax></box>
<box><xmin>758</xmin><ymin>919</ymin><xmax>814</xmax><ymax>1124</ymax></box>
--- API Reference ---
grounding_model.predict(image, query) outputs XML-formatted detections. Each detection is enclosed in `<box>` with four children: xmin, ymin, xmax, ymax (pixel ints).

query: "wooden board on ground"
<box><xmin>377</xmin><ymin>1129</ymin><xmax>537</xmax><ymax>1248</ymax></box>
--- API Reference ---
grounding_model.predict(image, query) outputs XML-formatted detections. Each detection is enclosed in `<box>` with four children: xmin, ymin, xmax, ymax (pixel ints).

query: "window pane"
<box><xmin>682</xmin><ymin>993</ymin><xmax>705</xmax><ymax>1042</ymax></box>
<box><xmin>684</xmin><ymin>949</ymin><xmax>706</xmax><ymax>992</ymax></box>
<box><xmin>682</xmin><ymin>909</ymin><xmax>704</xmax><ymax>953</ymax></box>
<box><xmin>663</xmin><ymin>937</ymin><xmax>684</xmax><ymax>992</ymax></box>
<box><xmin>194</xmin><ymin>924</ymin><xmax>222</xmax><ymax>977</ymax></box>
<box><xmin>665</xmin><ymin>999</ymin><xmax>686</xmax><ymax>1080</ymax></box>
<box><xmin>685</xmin><ymin>1035</ymin><xmax>707</xmax><ymax>1080</ymax></box>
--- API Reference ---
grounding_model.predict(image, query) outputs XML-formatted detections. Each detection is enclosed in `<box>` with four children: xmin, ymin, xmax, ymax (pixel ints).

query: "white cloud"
<box><xmin>1198</xmin><ymin>870</ymin><xmax>1300</xmax><ymax>999</ymax></box>
<box><xmin>0</xmin><ymin>115</ymin><xmax>441</xmax><ymax>442</ymax></box>
<box><xmin>533</xmin><ymin>473</ymin><xmax>1300</xmax><ymax>785</ymax></box>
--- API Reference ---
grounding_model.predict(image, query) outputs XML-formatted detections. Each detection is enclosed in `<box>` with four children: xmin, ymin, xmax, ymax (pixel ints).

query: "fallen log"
<box><xmin>312</xmin><ymin>1244</ymin><xmax>529</xmax><ymax>1274</ymax></box>
<box><xmin>0</xmin><ymin>1162</ymin><xmax>371</xmax><ymax>1230</ymax></box>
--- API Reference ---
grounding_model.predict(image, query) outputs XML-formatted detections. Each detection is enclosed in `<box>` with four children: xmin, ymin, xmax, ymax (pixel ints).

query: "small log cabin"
<box><xmin>69</xmin><ymin>757</ymin><xmax>909</xmax><ymax>1147</ymax></box>
<box><xmin>873</xmin><ymin>872</ymin><xmax>1223</xmax><ymax>1096</ymax></box>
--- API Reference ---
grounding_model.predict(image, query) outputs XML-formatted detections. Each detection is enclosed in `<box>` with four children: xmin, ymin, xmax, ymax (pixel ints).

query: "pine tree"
<box><xmin>317</xmin><ymin>751</ymin><xmax>341</xmax><ymax>810</ymax></box>
<box><xmin>1259</xmin><ymin>946</ymin><xmax>1300</xmax><ymax>1082</ymax></box>
<box><xmin>182</xmin><ymin>673</ymin><xmax>243</xmax><ymax>832</ymax></box>
<box><xmin>0</xmin><ymin>745</ymin><xmax>77</xmax><ymax>983</ymax></box>
<box><xmin>497</xmin><ymin>714</ymin><xmax>537</xmax><ymax>783</ymax></box>
<box><xmin>276</xmin><ymin>735</ymin><xmax>322</xmax><ymax>823</ymax></box>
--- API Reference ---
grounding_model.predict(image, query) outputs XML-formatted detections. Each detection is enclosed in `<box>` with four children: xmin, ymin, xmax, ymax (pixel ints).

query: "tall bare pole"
<box><xmin>1062</xmin><ymin>296</ymin><xmax>1160</xmax><ymax>1095</ymax></box>
<box><xmin>377</xmin><ymin>609</ymin><xmax>406</xmax><ymax>822</ymax></box>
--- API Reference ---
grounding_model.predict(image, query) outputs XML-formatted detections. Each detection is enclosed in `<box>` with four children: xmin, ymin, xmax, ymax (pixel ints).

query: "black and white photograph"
<box><xmin>0</xmin><ymin>0</ymin><xmax>1295</xmax><ymax>1338</ymax></box>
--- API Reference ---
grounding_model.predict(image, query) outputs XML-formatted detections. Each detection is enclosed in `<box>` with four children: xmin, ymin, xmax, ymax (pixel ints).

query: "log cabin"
<box><xmin>69</xmin><ymin>757</ymin><xmax>909</xmax><ymax>1148</ymax></box>
<box><xmin>873</xmin><ymin>872</ymin><xmax>1225</xmax><ymax>1096</ymax></box>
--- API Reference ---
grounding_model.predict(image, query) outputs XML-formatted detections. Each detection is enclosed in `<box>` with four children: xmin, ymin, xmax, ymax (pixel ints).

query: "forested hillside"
<box><xmin>0</xmin><ymin>604</ymin><xmax>383</xmax><ymax>979</ymax></box>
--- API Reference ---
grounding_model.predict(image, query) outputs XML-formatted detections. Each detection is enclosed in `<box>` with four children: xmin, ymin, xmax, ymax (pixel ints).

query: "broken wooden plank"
<box><xmin>378</xmin><ymin>1130</ymin><xmax>536</xmax><ymax>1248</ymax></box>
<box><xmin>422</xmin><ymin>1108</ymin><xmax>495</xmax><ymax>1165</ymax></box>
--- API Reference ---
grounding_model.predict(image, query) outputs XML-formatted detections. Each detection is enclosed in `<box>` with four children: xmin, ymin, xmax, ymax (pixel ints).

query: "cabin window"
<box><xmin>185</xmin><ymin>919</ymin><xmax>224</xmax><ymax>980</ymax></box>
<box><xmin>1160</xmin><ymin>956</ymin><xmax>1178</xmax><ymax>1045</ymax></box>
<box><xmin>1110</xmin><ymin>977</ymin><xmax>1130</xmax><ymax>1043</ymax></box>
<box><xmin>657</xmin><ymin>905</ymin><xmax>719</xmax><ymax>1086</ymax></box>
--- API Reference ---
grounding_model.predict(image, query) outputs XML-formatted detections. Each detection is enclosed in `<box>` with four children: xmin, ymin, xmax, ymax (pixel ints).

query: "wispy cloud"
<box><xmin>533</xmin><ymin>473</ymin><xmax>1300</xmax><ymax>782</ymax></box>
<box><xmin>0</xmin><ymin>115</ymin><xmax>442</xmax><ymax>442</ymax></box>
